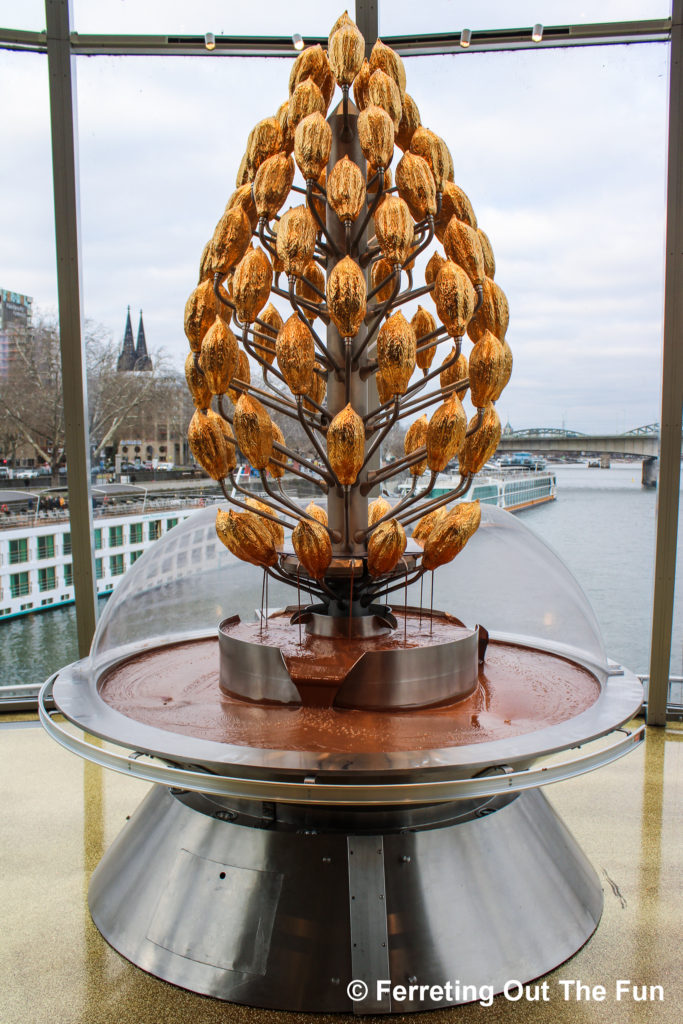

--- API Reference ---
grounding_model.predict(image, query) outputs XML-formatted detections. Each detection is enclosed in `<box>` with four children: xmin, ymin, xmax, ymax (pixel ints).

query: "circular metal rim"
<box><xmin>48</xmin><ymin>629</ymin><xmax>644</xmax><ymax>785</ymax></box>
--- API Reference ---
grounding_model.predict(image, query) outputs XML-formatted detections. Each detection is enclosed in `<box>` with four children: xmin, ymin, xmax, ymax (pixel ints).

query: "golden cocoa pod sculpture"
<box><xmin>295</xmin><ymin>260</ymin><xmax>326</xmax><ymax>319</ymax></box>
<box><xmin>376</xmin><ymin>311</ymin><xmax>417</xmax><ymax>396</ymax></box>
<box><xmin>367</xmin><ymin>162</ymin><xmax>392</xmax><ymax>193</ymax></box>
<box><xmin>459</xmin><ymin>405</ymin><xmax>502</xmax><ymax>475</ymax></box>
<box><xmin>410</xmin><ymin>127</ymin><xmax>449</xmax><ymax>191</ymax></box>
<box><xmin>327</xmin><ymin>403</ymin><xmax>365</xmax><ymax>485</ymax></box>
<box><xmin>396</xmin><ymin>151</ymin><xmax>437</xmax><ymax>221</ymax></box>
<box><xmin>327</xmin><ymin>156</ymin><xmax>366</xmax><ymax>223</ymax></box>
<box><xmin>422</xmin><ymin>501</ymin><xmax>481</xmax><ymax>571</ymax></box>
<box><xmin>425</xmin><ymin>250</ymin><xmax>446</xmax><ymax>286</ymax></box>
<box><xmin>434</xmin><ymin>260</ymin><xmax>477</xmax><ymax>337</ymax></box>
<box><xmin>233</xmin><ymin>393</ymin><xmax>274</xmax><ymax>470</ymax></box>
<box><xmin>276</xmin><ymin>205</ymin><xmax>317</xmax><ymax>275</ymax></box>
<box><xmin>371</xmin><ymin>257</ymin><xmax>397</xmax><ymax>304</ymax></box>
<box><xmin>440</xmin><ymin>346</ymin><xmax>469</xmax><ymax>398</ymax></box>
<box><xmin>246</xmin><ymin>498</ymin><xmax>285</xmax><ymax>548</ymax></box>
<box><xmin>367</xmin><ymin>518</ymin><xmax>407</xmax><ymax>577</ymax></box>
<box><xmin>199</xmin><ymin>317</ymin><xmax>239</xmax><ymax>395</ymax></box>
<box><xmin>289</xmin><ymin>44</ymin><xmax>331</xmax><ymax>98</ymax></box>
<box><xmin>411</xmin><ymin>506</ymin><xmax>449</xmax><ymax>548</ymax></box>
<box><xmin>376</xmin><ymin>370</ymin><xmax>393</xmax><ymax>405</ymax></box>
<box><xmin>368</xmin><ymin>69</ymin><xmax>402</xmax><ymax>131</ymax></box>
<box><xmin>395</xmin><ymin>93</ymin><xmax>421</xmax><ymax>152</ymax></box>
<box><xmin>226</xmin><ymin>349</ymin><xmax>250</xmax><ymax>405</ymax></box>
<box><xmin>211</xmin><ymin>206</ymin><xmax>252</xmax><ymax>275</ymax></box>
<box><xmin>469</xmin><ymin>329</ymin><xmax>507</xmax><ymax>408</ymax></box>
<box><xmin>253</xmin><ymin>154</ymin><xmax>295</xmax><ymax>220</ymax></box>
<box><xmin>435</xmin><ymin>181</ymin><xmax>478</xmax><ymax>240</ymax></box>
<box><xmin>226</xmin><ymin>183</ymin><xmax>258</xmax><ymax>231</ymax></box>
<box><xmin>188</xmin><ymin>408</ymin><xmax>236</xmax><ymax>480</ymax></box>
<box><xmin>370</xmin><ymin>39</ymin><xmax>406</xmax><ymax>96</ymax></box>
<box><xmin>276</xmin><ymin>314</ymin><xmax>315</xmax><ymax>395</ymax></box>
<box><xmin>184</xmin><ymin>353</ymin><xmax>212</xmax><ymax>410</ymax></box>
<box><xmin>184</xmin><ymin>279</ymin><xmax>219</xmax><ymax>353</ymax></box>
<box><xmin>357</xmin><ymin>105</ymin><xmax>395</xmax><ymax>169</ymax></box>
<box><xmin>294</xmin><ymin>112</ymin><xmax>332</xmax><ymax>181</ymax></box>
<box><xmin>467</xmin><ymin>278</ymin><xmax>510</xmax><ymax>343</ymax></box>
<box><xmin>327</xmin><ymin>255</ymin><xmax>367</xmax><ymax>338</ymax></box>
<box><xmin>232</xmin><ymin>246</ymin><xmax>273</xmax><ymax>323</ymax></box>
<box><xmin>497</xmin><ymin>339</ymin><xmax>513</xmax><ymax>398</ymax></box>
<box><xmin>413</xmin><ymin>306</ymin><xmax>438</xmax><ymax>370</ymax></box>
<box><xmin>443</xmin><ymin>217</ymin><xmax>486</xmax><ymax>288</ymax></box>
<box><xmin>303</xmin><ymin>363</ymin><xmax>327</xmax><ymax>413</ymax></box>
<box><xmin>404</xmin><ymin>414</ymin><xmax>428</xmax><ymax>476</ymax></box>
<box><xmin>368</xmin><ymin>496</ymin><xmax>391</xmax><ymax>527</ymax></box>
<box><xmin>268</xmin><ymin>422</ymin><xmax>287</xmax><ymax>479</ymax></box>
<box><xmin>292</xmin><ymin>518</ymin><xmax>333</xmax><ymax>579</ymax></box>
<box><xmin>258</xmin><ymin>303</ymin><xmax>282</xmax><ymax>365</ymax></box>
<box><xmin>374</xmin><ymin>196</ymin><xmax>414</xmax><ymax>265</ymax></box>
<box><xmin>353</xmin><ymin>57</ymin><xmax>371</xmax><ymax>110</ymax></box>
<box><xmin>328</xmin><ymin>10</ymin><xmax>354</xmax><ymax>46</ymax></box>
<box><xmin>478</xmin><ymin>229</ymin><xmax>496</xmax><ymax>279</ymax></box>
<box><xmin>246</xmin><ymin>117</ymin><xmax>283</xmax><ymax>176</ymax></box>
<box><xmin>216</xmin><ymin>508</ymin><xmax>278</xmax><ymax>568</ymax></box>
<box><xmin>305</xmin><ymin>501</ymin><xmax>328</xmax><ymax>526</ymax></box>
<box><xmin>426</xmin><ymin>395</ymin><xmax>467</xmax><ymax>472</ymax></box>
<box><xmin>288</xmin><ymin>79</ymin><xmax>326</xmax><ymax>130</ymax></box>
<box><xmin>328</xmin><ymin>21</ymin><xmax>365</xmax><ymax>85</ymax></box>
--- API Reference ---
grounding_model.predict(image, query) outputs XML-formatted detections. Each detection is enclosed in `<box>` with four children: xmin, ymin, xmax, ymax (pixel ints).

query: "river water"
<box><xmin>1</xmin><ymin>464</ymin><xmax>681</xmax><ymax>687</ymax></box>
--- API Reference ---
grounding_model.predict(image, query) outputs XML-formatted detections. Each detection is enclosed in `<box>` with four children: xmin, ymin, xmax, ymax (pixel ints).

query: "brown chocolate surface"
<box><xmin>98</xmin><ymin>629</ymin><xmax>601</xmax><ymax>754</ymax></box>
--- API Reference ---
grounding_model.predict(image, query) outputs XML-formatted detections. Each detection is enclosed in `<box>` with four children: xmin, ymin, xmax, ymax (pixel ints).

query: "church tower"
<box><xmin>134</xmin><ymin>310</ymin><xmax>153</xmax><ymax>371</ymax></box>
<box><xmin>116</xmin><ymin>306</ymin><xmax>136</xmax><ymax>372</ymax></box>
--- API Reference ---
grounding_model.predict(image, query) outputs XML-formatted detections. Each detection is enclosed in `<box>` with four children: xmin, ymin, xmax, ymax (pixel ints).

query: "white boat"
<box><xmin>397</xmin><ymin>468</ymin><xmax>557</xmax><ymax>512</ymax></box>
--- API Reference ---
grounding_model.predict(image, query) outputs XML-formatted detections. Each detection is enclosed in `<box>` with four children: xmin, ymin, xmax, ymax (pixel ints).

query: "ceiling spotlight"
<box><xmin>460</xmin><ymin>29</ymin><xmax>472</xmax><ymax>48</ymax></box>
<box><xmin>292</xmin><ymin>32</ymin><xmax>304</xmax><ymax>51</ymax></box>
<box><xmin>532</xmin><ymin>24</ymin><xmax>544</xmax><ymax>42</ymax></box>
<box><xmin>204</xmin><ymin>32</ymin><xmax>216</xmax><ymax>51</ymax></box>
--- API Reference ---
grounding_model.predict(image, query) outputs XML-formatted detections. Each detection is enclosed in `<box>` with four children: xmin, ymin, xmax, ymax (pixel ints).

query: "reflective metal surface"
<box><xmin>88</xmin><ymin>785</ymin><xmax>603</xmax><ymax>1012</ymax></box>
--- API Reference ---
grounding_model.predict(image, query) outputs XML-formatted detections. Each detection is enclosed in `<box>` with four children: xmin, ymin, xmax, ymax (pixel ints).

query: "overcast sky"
<box><xmin>0</xmin><ymin>1</ymin><xmax>672</xmax><ymax>434</ymax></box>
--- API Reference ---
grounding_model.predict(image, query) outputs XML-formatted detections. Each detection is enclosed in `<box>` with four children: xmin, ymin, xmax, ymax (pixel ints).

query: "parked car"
<box><xmin>14</xmin><ymin>469</ymin><xmax>38</xmax><ymax>479</ymax></box>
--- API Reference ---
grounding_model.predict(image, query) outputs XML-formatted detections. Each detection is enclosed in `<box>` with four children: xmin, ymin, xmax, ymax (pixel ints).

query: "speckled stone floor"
<box><xmin>1</xmin><ymin>715</ymin><xmax>680</xmax><ymax>1024</ymax></box>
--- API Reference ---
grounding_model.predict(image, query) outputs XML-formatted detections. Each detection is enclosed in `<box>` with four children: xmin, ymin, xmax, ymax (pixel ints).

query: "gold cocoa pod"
<box><xmin>498</xmin><ymin>339</ymin><xmax>513</xmax><ymax>398</ymax></box>
<box><xmin>367</xmin><ymin>518</ymin><xmax>407</xmax><ymax>577</ymax></box>
<box><xmin>232</xmin><ymin>246</ymin><xmax>273</xmax><ymax>323</ymax></box>
<box><xmin>210</xmin><ymin>206</ymin><xmax>252</xmax><ymax>275</ymax></box>
<box><xmin>185</xmin><ymin>353</ymin><xmax>212</xmax><ymax>410</ymax></box>
<box><xmin>253</xmin><ymin>153</ymin><xmax>295</xmax><ymax>220</ymax></box>
<box><xmin>368</xmin><ymin>496</ymin><xmax>391</xmax><ymax>526</ymax></box>
<box><xmin>369</xmin><ymin>39</ymin><xmax>406</xmax><ymax>96</ymax></box>
<box><xmin>396</xmin><ymin>93</ymin><xmax>421</xmax><ymax>152</ymax></box>
<box><xmin>226</xmin><ymin>182</ymin><xmax>258</xmax><ymax>231</ymax></box>
<box><xmin>226</xmin><ymin>349</ymin><xmax>251</xmax><ymax>405</ymax></box>
<box><xmin>440</xmin><ymin>346</ymin><xmax>469</xmax><ymax>399</ymax></box>
<box><xmin>366</xmin><ymin>162</ymin><xmax>392</xmax><ymax>193</ymax></box>
<box><xmin>458</xmin><ymin>405</ymin><xmax>501</xmax><ymax>476</ymax></box>
<box><xmin>357</xmin><ymin>104</ymin><xmax>395</xmax><ymax>169</ymax></box>
<box><xmin>235</xmin><ymin>151</ymin><xmax>252</xmax><ymax>187</ymax></box>
<box><xmin>199</xmin><ymin>316</ymin><xmax>239</xmax><ymax>395</ymax></box>
<box><xmin>328</xmin><ymin>155</ymin><xmax>366</xmax><ymax>223</ymax></box>
<box><xmin>434</xmin><ymin>260</ymin><xmax>477</xmax><ymax>338</ymax></box>
<box><xmin>198</xmin><ymin>240</ymin><xmax>213</xmax><ymax>283</ymax></box>
<box><xmin>327</xmin><ymin>255</ymin><xmax>367</xmax><ymax>338</ymax></box>
<box><xmin>467</xmin><ymin>278</ymin><xmax>509</xmax><ymax>343</ymax></box>
<box><xmin>478</xmin><ymin>229</ymin><xmax>495</xmax><ymax>279</ymax></box>
<box><xmin>216</xmin><ymin>508</ymin><xmax>278</xmax><ymax>567</ymax></box>
<box><xmin>413</xmin><ymin>306</ymin><xmax>437</xmax><ymax>370</ymax></box>
<box><xmin>377</xmin><ymin>311</ymin><xmax>417</xmax><ymax>396</ymax></box>
<box><xmin>469</xmin><ymin>330</ymin><xmax>506</xmax><ymax>408</ymax></box>
<box><xmin>435</xmin><ymin>181</ymin><xmax>478</xmax><ymax>241</ymax></box>
<box><xmin>184</xmin><ymin>279</ymin><xmax>219</xmax><ymax>353</ymax></box>
<box><xmin>188</xmin><ymin>408</ymin><xmax>236</xmax><ymax>480</ymax></box>
<box><xmin>268</xmin><ymin>422</ymin><xmax>287</xmax><ymax>479</ymax></box>
<box><xmin>328</xmin><ymin>21</ymin><xmax>365</xmax><ymax>86</ymax></box>
<box><xmin>404</xmin><ymin>414</ymin><xmax>428</xmax><ymax>476</ymax></box>
<box><xmin>292</xmin><ymin>518</ymin><xmax>332</xmax><ymax>579</ymax></box>
<box><xmin>327</xmin><ymin>403</ymin><xmax>365</xmax><ymax>485</ymax></box>
<box><xmin>443</xmin><ymin>217</ymin><xmax>485</xmax><ymax>288</ymax></box>
<box><xmin>425</xmin><ymin>250</ymin><xmax>446</xmax><ymax>286</ymax></box>
<box><xmin>426</xmin><ymin>395</ymin><xmax>467</xmax><ymax>472</ymax></box>
<box><xmin>288</xmin><ymin>79</ymin><xmax>326</xmax><ymax>131</ymax></box>
<box><xmin>328</xmin><ymin>10</ymin><xmax>354</xmax><ymax>47</ymax></box>
<box><xmin>295</xmin><ymin>259</ymin><xmax>326</xmax><ymax>320</ymax></box>
<box><xmin>258</xmin><ymin>303</ymin><xmax>282</xmax><ymax>365</ymax></box>
<box><xmin>376</xmin><ymin>370</ymin><xmax>393</xmax><ymax>405</ymax></box>
<box><xmin>422</xmin><ymin>501</ymin><xmax>481</xmax><ymax>571</ymax></box>
<box><xmin>233</xmin><ymin>393</ymin><xmax>273</xmax><ymax>470</ymax></box>
<box><xmin>246</xmin><ymin>117</ymin><xmax>284</xmax><ymax>176</ymax></box>
<box><xmin>288</xmin><ymin>44</ymin><xmax>332</xmax><ymax>98</ymax></box>
<box><xmin>371</xmin><ymin>257</ymin><xmax>396</xmax><ymax>304</ymax></box>
<box><xmin>410</xmin><ymin>127</ymin><xmax>448</xmax><ymax>191</ymax></box>
<box><xmin>304</xmin><ymin>363</ymin><xmax>327</xmax><ymax>413</ymax></box>
<box><xmin>294</xmin><ymin>111</ymin><xmax>332</xmax><ymax>181</ymax></box>
<box><xmin>396</xmin><ymin>151</ymin><xmax>437</xmax><ymax>221</ymax></box>
<box><xmin>353</xmin><ymin>58</ymin><xmax>371</xmax><ymax>110</ymax></box>
<box><xmin>246</xmin><ymin>498</ymin><xmax>285</xmax><ymax>547</ymax></box>
<box><xmin>411</xmin><ymin>506</ymin><xmax>449</xmax><ymax>548</ymax></box>
<box><xmin>276</xmin><ymin>313</ymin><xmax>315</xmax><ymax>394</ymax></box>
<box><xmin>305</xmin><ymin>501</ymin><xmax>328</xmax><ymax>526</ymax></box>
<box><xmin>276</xmin><ymin>99</ymin><xmax>295</xmax><ymax>156</ymax></box>
<box><xmin>368</xmin><ymin>69</ymin><xmax>402</xmax><ymax>131</ymax></box>
<box><xmin>276</xmin><ymin>204</ymin><xmax>317</xmax><ymax>275</ymax></box>
<box><xmin>374</xmin><ymin>196</ymin><xmax>413</xmax><ymax>265</ymax></box>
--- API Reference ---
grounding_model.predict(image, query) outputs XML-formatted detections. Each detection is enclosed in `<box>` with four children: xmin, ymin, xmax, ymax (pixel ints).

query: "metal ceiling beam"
<box><xmin>0</xmin><ymin>19</ymin><xmax>671</xmax><ymax>57</ymax></box>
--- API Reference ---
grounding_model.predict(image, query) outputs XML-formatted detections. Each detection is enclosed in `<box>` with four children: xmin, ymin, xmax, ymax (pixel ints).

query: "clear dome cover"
<box><xmin>90</xmin><ymin>503</ymin><xmax>607</xmax><ymax>677</ymax></box>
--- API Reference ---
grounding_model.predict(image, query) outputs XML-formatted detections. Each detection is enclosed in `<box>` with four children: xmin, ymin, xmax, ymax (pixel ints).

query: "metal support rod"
<box><xmin>648</xmin><ymin>0</ymin><xmax>683</xmax><ymax>726</ymax></box>
<box><xmin>45</xmin><ymin>0</ymin><xmax>96</xmax><ymax>658</ymax></box>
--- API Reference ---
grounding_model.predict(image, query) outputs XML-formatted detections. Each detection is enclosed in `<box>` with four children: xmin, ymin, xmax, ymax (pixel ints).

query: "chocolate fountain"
<box><xmin>40</xmin><ymin>16</ymin><xmax>644</xmax><ymax>1014</ymax></box>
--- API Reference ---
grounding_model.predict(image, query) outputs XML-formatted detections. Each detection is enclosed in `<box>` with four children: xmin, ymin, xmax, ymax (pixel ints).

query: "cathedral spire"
<box><xmin>116</xmin><ymin>306</ymin><xmax>136</xmax><ymax>372</ymax></box>
<box><xmin>134</xmin><ymin>309</ymin><xmax>152</xmax><ymax>371</ymax></box>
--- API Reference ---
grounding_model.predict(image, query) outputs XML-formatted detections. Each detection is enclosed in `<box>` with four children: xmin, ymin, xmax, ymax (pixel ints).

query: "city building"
<box><xmin>0</xmin><ymin>288</ymin><xmax>32</xmax><ymax>378</ymax></box>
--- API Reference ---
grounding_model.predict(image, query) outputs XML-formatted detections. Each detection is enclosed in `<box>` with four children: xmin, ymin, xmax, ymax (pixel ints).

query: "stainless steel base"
<box><xmin>89</xmin><ymin>785</ymin><xmax>603</xmax><ymax>1014</ymax></box>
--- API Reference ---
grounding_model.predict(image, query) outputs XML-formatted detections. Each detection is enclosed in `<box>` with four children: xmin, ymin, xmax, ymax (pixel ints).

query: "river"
<box><xmin>1</xmin><ymin>463</ymin><xmax>681</xmax><ymax>687</ymax></box>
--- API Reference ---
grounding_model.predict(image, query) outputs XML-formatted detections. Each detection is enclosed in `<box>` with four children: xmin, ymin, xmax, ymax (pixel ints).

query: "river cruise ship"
<box><xmin>398</xmin><ymin>468</ymin><xmax>557</xmax><ymax>512</ymax></box>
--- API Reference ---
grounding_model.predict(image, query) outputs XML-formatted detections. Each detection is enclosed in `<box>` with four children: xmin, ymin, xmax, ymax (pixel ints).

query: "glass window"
<box><xmin>38</xmin><ymin>566</ymin><xmax>56</xmax><ymax>592</ymax></box>
<box><xmin>166</xmin><ymin>518</ymin><xmax>178</xmax><ymax>530</ymax></box>
<box><xmin>130</xmin><ymin>549</ymin><xmax>143</xmax><ymax>564</ymax></box>
<box><xmin>148</xmin><ymin>520</ymin><xmax>161</xmax><ymax>540</ymax></box>
<box><xmin>109</xmin><ymin>525</ymin><xmax>123</xmax><ymax>547</ymax></box>
<box><xmin>64</xmin><ymin>563</ymin><xmax>73</xmax><ymax>587</ymax></box>
<box><xmin>129</xmin><ymin>522</ymin><xmax>143</xmax><ymax>544</ymax></box>
<box><xmin>9</xmin><ymin>539</ymin><xmax>28</xmax><ymax>564</ymax></box>
<box><xmin>95</xmin><ymin>558</ymin><xmax>103</xmax><ymax>580</ymax></box>
<box><xmin>37</xmin><ymin>535</ymin><xmax>55</xmax><ymax>560</ymax></box>
<box><xmin>63</xmin><ymin>532</ymin><xmax>71</xmax><ymax>555</ymax></box>
<box><xmin>9</xmin><ymin>572</ymin><xmax>30</xmax><ymax>599</ymax></box>
<box><xmin>94</xmin><ymin>529</ymin><xmax>102</xmax><ymax>550</ymax></box>
<box><xmin>110</xmin><ymin>554</ymin><xmax>125</xmax><ymax>576</ymax></box>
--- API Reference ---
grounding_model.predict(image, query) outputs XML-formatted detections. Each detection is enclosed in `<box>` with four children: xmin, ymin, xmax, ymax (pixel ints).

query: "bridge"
<box><xmin>497</xmin><ymin>424</ymin><xmax>663</xmax><ymax>485</ymax></box>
